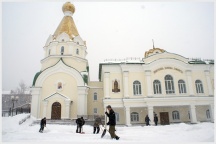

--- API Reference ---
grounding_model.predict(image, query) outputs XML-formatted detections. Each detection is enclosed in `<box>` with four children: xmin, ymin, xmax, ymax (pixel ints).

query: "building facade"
<box><xmin>31</xmin><ymin>2</ymin><xmax>214</xmax><ymax>125</ymax></box>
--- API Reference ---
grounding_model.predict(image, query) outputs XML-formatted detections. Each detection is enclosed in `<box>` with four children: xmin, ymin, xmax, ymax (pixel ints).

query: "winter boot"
<box><xmin>115</xmin><ymin>136</ymin><xmax>120</xmax><ymax>140</ymax></box>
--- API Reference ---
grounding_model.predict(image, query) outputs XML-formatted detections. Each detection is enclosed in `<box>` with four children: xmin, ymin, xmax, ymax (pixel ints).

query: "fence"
<box><xmin>2</xmin><ymin>103</ymin><xmax>31</xmax><ymax>117</ymax></box>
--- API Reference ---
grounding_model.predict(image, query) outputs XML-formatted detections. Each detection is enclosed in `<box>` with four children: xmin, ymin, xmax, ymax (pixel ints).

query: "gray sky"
<box><xmin>2</xmin><ymin>2</ymin><xmax>214</xmax><ymax>90</ymax></box>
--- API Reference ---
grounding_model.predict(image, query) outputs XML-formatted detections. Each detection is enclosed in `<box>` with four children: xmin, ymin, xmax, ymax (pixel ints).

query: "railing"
<box><xmin>2</xmin><ymin>103</ymin><xmax>31</xmax><ymax>117</ymax></box>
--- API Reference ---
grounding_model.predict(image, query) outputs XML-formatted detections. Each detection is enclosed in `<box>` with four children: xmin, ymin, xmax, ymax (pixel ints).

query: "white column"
<box><xmin>186</xmin><ymin>70</ymin><xmax>194</xmax><ymax>96</ymax></box>
<box><xmin>190</xmin><ymin>104</ymin><xmax>198</xmax><ymax>123</ymax></box>
<box><xmin>147</xmin><ymin>106</ymin><xmax>154</xmax><ymax>125</ymax></box>
<box><xmin>43</xmin><ymin>100</ymin><xmax>48</xmax><ymax>118</ymax></box>
<box><xmin>30</xmin><ymin>87</ymin><xmax>41</xmax><ymax>119</ymax></box>
<box><xmin>104</xmin><ymin>72</ymin><xmax>110</xmax><ymax>98</ymax></box>
<box><xmin>65</xmin><ymin>99</ymin><xmax>71</xmax><ymax>119</ymax></box>
<box><xmin>77</xmin><ymin>87</ymin><xmax>88</xmax><ymax>115</ymax></box>
<box><xmin>123</xmin><ymin>71</ymin><xmax>129</xmax><ymax>98</ymax></box>
<box><xmin>145</xmin><ymin>70</ymin><xmax>152</xmax><ymax>96</ymax></box>
<box><xmin>204</xmin><ymin>70</ymin><xmax>213</xmax><ymax>96</ymax></box>
<box><xmin>125</xmin><ymin>107</ymin><xmax>131</xmax><ymax>126</ymax></box>
<box><xmin>209</xmin><ymin>103</ymin><xmax>214</xmax><ymax>123</ymax></box>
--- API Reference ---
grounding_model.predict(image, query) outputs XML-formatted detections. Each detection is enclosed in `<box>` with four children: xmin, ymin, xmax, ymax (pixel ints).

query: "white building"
<box><xmin>31</xmin><ymin>2</ymin><xmax>214</xmax><ymax>125</ymax></box>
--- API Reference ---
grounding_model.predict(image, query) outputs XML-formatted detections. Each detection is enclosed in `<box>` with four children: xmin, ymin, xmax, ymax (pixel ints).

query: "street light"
<box><xmin>11</xmin><ymin>96</ymin><xmax>19</xmax><ymax>116</ymax></box>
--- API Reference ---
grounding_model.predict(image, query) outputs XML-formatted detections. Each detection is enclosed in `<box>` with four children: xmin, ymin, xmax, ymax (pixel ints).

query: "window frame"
<box><xmin>178</xmin><ymin>80</ymin><xmax>187</xmax><ymax>94</ymax></box>
<box><xmin>133</xmin><ymin>81</ymin><xmax>142</xmax><ymax>95</ymax></box>
<box><xmin>61</xmin><ymin>46</ymin><xmax>64</xmax><ymax>55</ymax></box>
<box><xmin>153</xmin><ymin>80</ymin><xmax>162</xmax><ymax>94</ymax></box>
<box><xmin>195</xmin><ymin>80</ymin><xmax>204</xmax><ymax>93</ymax></box>
<box><xmin>172</xmin><ymin>111</ymin><xmax>180</xmax><ymax>120</ymax></box>
<box><xmin>93</xmin><ymin>92</ymin><xmax>97</xmax><ymax>101</ymax></box>
<box><xmin>131</xmin><ymin>112</ymin><xmax>139</xmax><ymax>122</ymax></box>
<box><xmin>165</xmin><ymin>75</ymin><xmax>175</xmax><ymax>94</ymax></box>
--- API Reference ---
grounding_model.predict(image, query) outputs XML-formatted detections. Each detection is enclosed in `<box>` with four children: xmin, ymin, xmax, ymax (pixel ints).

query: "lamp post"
<box><xmin>11</xmin><ymin>96</ymin><xmax>19</xmax><ymax>116</ymax></box>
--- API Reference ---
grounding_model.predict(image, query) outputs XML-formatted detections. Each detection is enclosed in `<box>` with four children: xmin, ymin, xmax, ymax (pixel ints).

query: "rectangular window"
<box><xmin>94</xmin><ymin>108</ymin><xmax>97</xmax><ymax>114</ymax></box>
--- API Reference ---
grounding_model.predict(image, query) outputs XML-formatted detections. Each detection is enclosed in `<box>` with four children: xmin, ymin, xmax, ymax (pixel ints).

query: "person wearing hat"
<box><xmin>105</xmin><ymin>105</ymin><xmax>120</xmax><ymax>140</ymax></box>
<box><xmin>39</xmin><ymin>117</ymin><xmax>46</xmax><ymax>133</ymax></box>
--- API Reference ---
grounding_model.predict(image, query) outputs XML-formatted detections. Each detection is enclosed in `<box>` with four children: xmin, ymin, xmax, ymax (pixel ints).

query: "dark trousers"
<box><xmin>93</xmin><ymin>127</ymin><xmax>100</xmax><ymax>134</ymax></box>
<box><xmin>76</xmin><ymin>125</ymin><xmax>82</xmax><ymax>133</ymax></box>
<box><xmin>155</xmin><ymin>121</ymin><xmax>158</xmax><ymax>126</ymax></box>
<box><xmin>39</xmin><ymin>125</ymin><xmax>44</xmax><ymax>132</ymax></box>
<box><xmin>146</xmin><ymin>122</ymin><xmax>150</xmax><ymax>126</ymax></box>
<box><xmin>109</xmin><ymin>125</ymin><xmax>118</xmax><ymax>138</ymax></box>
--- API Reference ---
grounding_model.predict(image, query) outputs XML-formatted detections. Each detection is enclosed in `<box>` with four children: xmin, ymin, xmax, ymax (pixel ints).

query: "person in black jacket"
<box><xmin>76</xmin><ymin>117</ymin><xmax>85</xmax><ymax>133</ymax></box>
<box><xmin>145</xmin><ymin>115</ymin><xmax>150</xmax><ymax>126</ymax></box>
<box><xmin>154</xmin><ymin>114</ymin><xmax>158</xmax><ymax>126</ymax></box>
<box><xmin>105</xmin><ymin>105</ymin><xmax>120</xmax><ymax>140</ymax></box>
<box><xmin>39</xmin><ymin>117</ymin><xmax>46</xmax><ymax>133</ymax></box>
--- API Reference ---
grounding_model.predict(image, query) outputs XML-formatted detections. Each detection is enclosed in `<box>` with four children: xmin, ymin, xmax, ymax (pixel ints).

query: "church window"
<box><xmin>94</xmin><ymin>108</ymin><xmax>97</xmax><ymax>114</ymax></box>
<box><xmin>153</xmin><ymin>80</ymin><xmax>162</xmax><ymax>94</ymax></box>
<box><xmin>76</xmin><ymin>49</ymin><xmax>79</xmax><ymax>55</ymax></box>
<box><xmin>48</xmin><ymin>49</ymin><xmax>51</xmax><ymax>55</ymax></box>
<box><xmin>58</xmin><ymin>82</ymin><xmax>62</xmax><ymax>89</ymax></box>
<box><xmin>61</xmin><ymin>46</ymin><xmax>64</xmax><ymax>55</ymax></box>
<box><xmin>165</xmin><ymin>75</ymin><xmax>175</xmax><ymax>94</ymax></box>
<box><xmin>172</xmin><ymin>111</ymin><xmax>180</xmax><ymax>120</ymax></box>
<box><xmin>62</xmin><ymin>39</ymin><xmax>64</xmax><ymax>42</ymax></box>
<box><xmin>112</xmin><ymin>80</ymin><xmax>120</xmax><ymax>92</ymax></box>
<box><xmin>115</xmin><ymin>113</ymin><xmax>119</xmax><ymax>122</ymax></box>
<box><xmin>93</xmin><ymin>92</ymin><xmax>97</xmax><ymax>101</ymax></box>
<box><xmin>178</xmin><ymin>80</ymin><xmax>186</xmax><ymax>94</ymax></box>
<box><xmin>133</xmin><ymin>81</ymin><xmax>141</xmax><ymax>95</ymax></box>
<box><xmin>131</xmin><ymin>112</ymin><xmax>139</xmax><ymax>122</ymax></box>
<box><xmin>195</xmin><ymin>80</ymin><xmax>204</xmax><ymax>93</ymax></box>
<box><xmin>206</xmin><ymin>109</ymin><xmax>210</xmax><ymax>119</ymax></box>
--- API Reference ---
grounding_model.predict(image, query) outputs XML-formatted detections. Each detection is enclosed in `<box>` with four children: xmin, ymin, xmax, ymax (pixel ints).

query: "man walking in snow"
<box><xmin>39</xmin><ymin>117</ymin><xmax>46</xmax><ymax>133</ymax></box>
<box><xmin>105</xmin><ymin>105</ymin><xmax>120</xmax><ymax>140</ymax></box>
<box><xmin>93</xmin><ymin>116</ymin><xmax>103</xmax><ymax>134</ymax></box>
<box><xmin>154</xmin><ymin>114</ymin><xmax>158</xmax><ymax>126</ymax></box>
<box><xmin>76</xmin><ymin>117</ymin><xmax>85</xmax><ymax>133</ymax></box>
<box><xmin>145</xmin><ymin>115</ymin><xmax>150</xmax><ymax>126</ymax></box>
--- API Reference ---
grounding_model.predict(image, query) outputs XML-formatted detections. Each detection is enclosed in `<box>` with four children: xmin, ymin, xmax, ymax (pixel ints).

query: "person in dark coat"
<box><xmin>39</xmin><ymin>117</ymin><xmax>46</xmax><ymax>133</ymax></box>
<box><xmin>154</xmin><ymin>114</ymin><xmax>158</xmax><ymax>126</ymax></box>
<box><xmin>145</xmin><ymin>115</ymin><xmax>150</xmax><ymax>126</ymax></box>
<box><xmin>76</xmin><ymin>117</ymin><xmax>85</xmax><ymax>133</ymax></box>
<box><xmin>93</xmin><ymin>116</ymin><xmax>103</xmax><ymax>134</ymax></box>
<box><xmin>105</xmin><ymin>105</ymin><xmax>120</xmax><ymax>140</ymax></box>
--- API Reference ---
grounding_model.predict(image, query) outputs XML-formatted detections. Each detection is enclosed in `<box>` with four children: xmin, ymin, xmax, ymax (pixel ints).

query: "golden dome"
<box><xmin>62</xmin><ymin>2</ymin><xmax>75</xmax><ymax>13</ymax></box>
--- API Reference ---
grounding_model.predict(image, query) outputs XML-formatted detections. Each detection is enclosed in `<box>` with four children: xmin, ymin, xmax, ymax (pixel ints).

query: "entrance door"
<box><xmin>160</xmin><ymin>112</ymin><xmax>170</xmax><ymax>125</ymax></box>
<box><xmin>51</xmin><ymin>102</ymin><xmax>61</xmax><ymax>119</ymax></box>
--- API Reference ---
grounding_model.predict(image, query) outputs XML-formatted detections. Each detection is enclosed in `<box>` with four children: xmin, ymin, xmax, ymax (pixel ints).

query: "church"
<box><xmin>30</xmin><ymin>2</ymin><xmax>214</xmax><ymax>125</ymax></box>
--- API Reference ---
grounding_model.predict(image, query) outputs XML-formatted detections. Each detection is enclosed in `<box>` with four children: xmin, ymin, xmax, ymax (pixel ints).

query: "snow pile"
<box><xmin>2</xmin><ymin>114</ymin><xmax>214</xmax><ymax>143</ymax></box>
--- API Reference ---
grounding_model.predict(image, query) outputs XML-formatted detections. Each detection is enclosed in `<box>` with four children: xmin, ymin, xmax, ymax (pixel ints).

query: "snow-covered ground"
<box><xmin>2</xmin><ymin>114</ymin><xmax>214</xmax><ymax>144</ymax></box>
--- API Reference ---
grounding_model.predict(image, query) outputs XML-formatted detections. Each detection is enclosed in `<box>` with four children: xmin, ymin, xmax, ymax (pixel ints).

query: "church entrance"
<box><xmin>51</xmin><ymin>102</ymin><xmax>61</xmax><ymax>119</ymax></box>
<box><xmin>160</xmin><ymin>112</ymin><xmax>170</xmax><ymax>125</ymax></box>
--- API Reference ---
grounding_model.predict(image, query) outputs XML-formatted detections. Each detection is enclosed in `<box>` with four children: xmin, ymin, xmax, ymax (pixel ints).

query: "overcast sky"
<box><xmin>2</xmin><ymin>1</ymin><xmax>214</xmax><ymax>91</ymax></box>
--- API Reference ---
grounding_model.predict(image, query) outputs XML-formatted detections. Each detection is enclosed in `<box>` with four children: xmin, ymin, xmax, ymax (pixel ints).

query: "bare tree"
<box><xmin>11</xmin><ymin>80</ymin><xmax>28</xmax><ymax>94</ymax></box>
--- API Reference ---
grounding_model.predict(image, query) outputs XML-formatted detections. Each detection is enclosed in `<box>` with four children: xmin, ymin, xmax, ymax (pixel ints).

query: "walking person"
<box><xmin>154</xmin><ymin>114</ymin><xmax>158</xmax><ymax>126</ymax></box>
<box><xmin>39</xmin><ymin>117</ymin><xmax>46</xmax><ymax>133</ymax></box>
<box><xmin>93</xmin><ymin>116</ymin><xmax>103</xmax><ymax>134</ymax></box>
<box><xmin>105</xmin><ymin>105</ymin><xmax>120</xmax><ymax>140</ymax></box>
<box><xmin>145</xmin><ymin>115</ymin><xmax>150</xmax><ymax>126</ymax></box>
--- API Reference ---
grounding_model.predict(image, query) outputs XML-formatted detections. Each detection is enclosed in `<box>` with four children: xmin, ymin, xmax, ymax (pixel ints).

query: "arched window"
<box><xmin>195</xmin><ymin>80</ymin><xmax>204</xmax><ymax>93</ymax></box>
<box><xmin>133</xmin><ymin>81</ymin><xmax>141</xmax><ymax>95</ymax></box>
<box><xmin>76</xmin><ymin>49</ymin><xmax>79</xmax><ymax>55</ymax></box>
<box><xmin>57</xmin><ymin>82</ymin><xmax>62</xmax><ymax>89</ymax></box>
<box><xmin>61</xmin><ymin>46</ymin><xmax>64</xmax><ymax>55</ymax></box>
<box><xmin>112</xmin><ymin>80</ymin><xmax>120</xmax><ymax>92</ymax></box>
<box><xmin>206</xmin><ymin>109</ymin><xmax>210</xmax><ymax>119</ymax></box>
<box><xmin>172</xmin><ymin>111</ymin><xmax>180</xmax><ymax>120</ymax></box>
<box><xmin>131</xmin><ymin>112</ymin><xmax>139</xmax><ymax>122</ymax></box>
<box><xmin>153</xmin><ymin>80</ymin><xmax>162</xmax><ymax>94</ymax></box>
<box><xmin>178</xmin><ymin>80</ymin><xmax>186</xmax><ymax>94</ymax></box>
<box><xmin>165</xmin><ymin>75</ymin><xmax>175</xmax><ymax>94</ymax></box>
<box><xmin>94</xmin><ymin>92</ymin><xmax>97</xmax><ymax>101</ymax></box>
<box><xmin>115</xmin><ymin>112</ymin><xmax>119</xmax><ymax>122</ymax></box>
